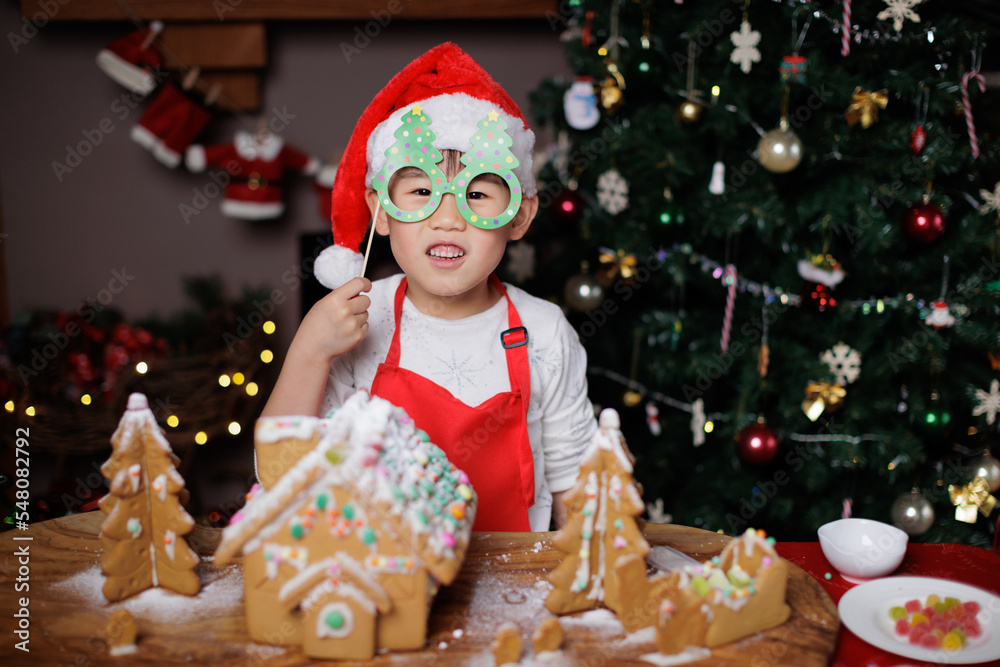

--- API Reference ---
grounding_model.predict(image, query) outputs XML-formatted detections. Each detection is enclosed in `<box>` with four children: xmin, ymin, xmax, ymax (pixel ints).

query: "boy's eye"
<box><xmin>412</xmin><ymin>188</ymin><xmax>432</xmax><ymax>197</ymax></box>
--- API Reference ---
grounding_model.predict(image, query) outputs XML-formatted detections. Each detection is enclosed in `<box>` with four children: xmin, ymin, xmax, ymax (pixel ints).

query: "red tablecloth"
<box><xmin>776</xmin><ymin>542</ymin><xmax>1000</xmax><ymax>666</ymax></box>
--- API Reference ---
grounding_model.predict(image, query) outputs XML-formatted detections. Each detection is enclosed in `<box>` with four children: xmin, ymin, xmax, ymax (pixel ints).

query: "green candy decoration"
<box><xmin>325</xmin><ymin>610</ymin><xmax>345</xmax><ymax>629</ymax></box>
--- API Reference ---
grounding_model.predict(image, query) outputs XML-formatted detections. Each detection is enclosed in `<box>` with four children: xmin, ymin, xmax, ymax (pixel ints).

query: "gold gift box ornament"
<box><xmin>845</xmin><ymin>88</ymin><xmax>888</xmax><ymax>129</ymax></box>
<box><xmin>802</xmin><ymin>381</ymin><xmax>846</xmax><ymax>422</ymax></box>
<box><xmin>948</xmin><ymin>476</ymin><xmax>997</xmax><ymax>524</ymax></box>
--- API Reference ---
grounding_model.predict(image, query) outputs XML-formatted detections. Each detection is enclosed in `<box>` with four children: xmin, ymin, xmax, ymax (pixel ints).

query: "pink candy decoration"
<box><xmin>961</xmin><ymin>69</ymin><xmax>986</xmax><ymax>159</ymax></box>
<box><xmin>441</xmin><ymin>532</ymin><xmax>456</xmax><ymax>548</ymax></box>
<box><xmin>840</xmin><ymin>0</ymin><xmax>852</xmax><ymax>57</ymax></box>
<box><xmin>613</xmin><ymin>536</ymin><xmax>627</xmax><ymax>549</ymax></box>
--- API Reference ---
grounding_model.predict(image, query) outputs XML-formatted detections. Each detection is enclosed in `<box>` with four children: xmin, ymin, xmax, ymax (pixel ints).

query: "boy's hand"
<box><xmin>292</xmin><ymin>276</ymin><xmax>372</xmax><ymax>363</ymax></box>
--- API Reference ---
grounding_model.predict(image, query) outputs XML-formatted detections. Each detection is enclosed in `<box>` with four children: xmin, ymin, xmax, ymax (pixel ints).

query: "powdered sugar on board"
<box><xmin>641</xmin><ymin>647</ymin><xmax>711</xmax><ymax>665</ymax></box>
<box><xmin>47</xmin><ymin>560</ymin><xmax>245</xmax><ymax>621</ymax></box>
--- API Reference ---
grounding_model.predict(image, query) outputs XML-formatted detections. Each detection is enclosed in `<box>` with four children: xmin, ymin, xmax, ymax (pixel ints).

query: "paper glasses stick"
<box><xmin>360</xmin><ymin>200</ymin><xmax>381</xmax><ymax>278</ymax></box>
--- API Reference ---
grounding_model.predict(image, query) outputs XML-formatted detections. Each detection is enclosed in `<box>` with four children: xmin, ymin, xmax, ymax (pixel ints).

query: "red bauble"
<box><xmin>802</xmin><ymin>283</ymin><xmax>838</xmax><ymax>312</ymax></box>
<box><xmin>551</xmin><ymin>189</ymin><xmax>585</xmax><ymax>225</ymax></box>
<box><xmin>736</xmin><ymin>423</ymin><xmax>779</xmax><ymax>465</ymax></box>
<box><xmin>902</xmin><ymin>201</ymin><xmax>945</xmax><ymax>243</ymax></box>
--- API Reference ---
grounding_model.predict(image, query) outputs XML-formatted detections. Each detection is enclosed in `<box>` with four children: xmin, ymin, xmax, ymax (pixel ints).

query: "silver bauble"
<box><xmin>973</xmin><ymin>450</ymin><xmax>1000</xmax><ymax>493</ymax></box>
<box><xmin>564</xmin><ymin>269</ymin><xmax>605</xmax><ymax>312</ymax></box>
<box><xmin>757</xmin><ymin>121</ymin><xmax>804</xmax><ymax>173</ymax></box>
<box><xmin>890</xmin><ymin>488</ymin><xmax>935</xmax><ymax>536</ymax></box>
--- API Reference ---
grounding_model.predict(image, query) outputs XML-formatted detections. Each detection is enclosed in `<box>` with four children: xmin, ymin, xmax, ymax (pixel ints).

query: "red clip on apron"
<box><xmin>370</xmin><ymin>274</ymin><xmax>535</xmax><ymax>531</ymax></box>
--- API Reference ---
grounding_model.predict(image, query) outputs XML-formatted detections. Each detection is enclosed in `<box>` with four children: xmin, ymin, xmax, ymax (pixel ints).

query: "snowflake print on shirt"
<box><xmin>430</xmin><ymin>346</ymin><xmax>496</xmax><ymax>397</ymax></box>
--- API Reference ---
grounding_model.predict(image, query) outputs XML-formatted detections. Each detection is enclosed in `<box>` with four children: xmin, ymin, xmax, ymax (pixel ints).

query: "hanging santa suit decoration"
<box><xmin>131</xmin><ymin>80</ymin><xmax>214</xmax><ymax>168</ymax></box>
<box><xmin>185</xmin><ymin>130</ymin><xmax>320</xmax><ymax>220</ymax></box>
<box><xmin>96</xmin><ymin>22</ymin><xmax>164</xmax><ymax>96</ymax></box>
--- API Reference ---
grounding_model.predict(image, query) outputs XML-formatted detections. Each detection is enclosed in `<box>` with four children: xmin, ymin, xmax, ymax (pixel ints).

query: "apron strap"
<box><xmin>386</xmin><ymin>276</ymin><xmax>531</xmax><ymax>408</ymax></box>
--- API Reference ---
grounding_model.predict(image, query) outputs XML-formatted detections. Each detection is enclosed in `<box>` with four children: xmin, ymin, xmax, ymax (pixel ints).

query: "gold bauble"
<box><xmin>676</xmin><ymin>99</ymin><xmax>704</xmax><ymax>124</ymax></box>
<box><xmin>757</xmin><ymin>122</ymin><xmax>804</xmax><ymax>173</ymax></box>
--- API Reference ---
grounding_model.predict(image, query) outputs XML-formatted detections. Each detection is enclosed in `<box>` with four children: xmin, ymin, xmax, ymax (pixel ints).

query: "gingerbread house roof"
<box><xmin>214</xmin><ymin>391</ymin><xmax>477</xmax><ymax>584</ymax></box>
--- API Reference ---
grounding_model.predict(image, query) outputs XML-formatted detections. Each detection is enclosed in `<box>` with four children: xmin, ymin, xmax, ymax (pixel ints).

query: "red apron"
<box><xmin>370</xmin><ymin>274</ymin><xmax>535</xmax><ymax>531</ymax></box>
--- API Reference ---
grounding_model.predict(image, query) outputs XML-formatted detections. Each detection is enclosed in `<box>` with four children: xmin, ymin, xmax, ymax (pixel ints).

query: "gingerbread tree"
<box><xmin>99</xmin><ymin>393</ymin><xmax>200</xmax><ymax>601</ymax></box>
<box><xmin>460</xmin><ymin>110</ymin><xmax>522</xmax><ymax>228</ymax></box>
<box><xmin>546</xmin><ymin>408</ymin><xmax>650</xmax><ymax>615</ymax></box>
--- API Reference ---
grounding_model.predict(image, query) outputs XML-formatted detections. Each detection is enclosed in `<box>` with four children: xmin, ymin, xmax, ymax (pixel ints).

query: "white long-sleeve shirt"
<box><xmin>321</xmin><ymin>273</ymin><xmax>597</xmax><ymax>530</ymax></box>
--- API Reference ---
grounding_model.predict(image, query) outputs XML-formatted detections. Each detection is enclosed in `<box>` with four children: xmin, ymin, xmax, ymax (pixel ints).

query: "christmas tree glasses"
<box><xmin>373</xmin><ymin>105</ymin><xmax>523</xmax><ymax>229</ymax></box>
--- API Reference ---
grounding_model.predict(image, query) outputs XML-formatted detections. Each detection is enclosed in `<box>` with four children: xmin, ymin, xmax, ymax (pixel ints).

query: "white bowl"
<box><xmin>817</xmin><ymin>518</ymin><xmax>908</xmax><ymax>584</ymax></box>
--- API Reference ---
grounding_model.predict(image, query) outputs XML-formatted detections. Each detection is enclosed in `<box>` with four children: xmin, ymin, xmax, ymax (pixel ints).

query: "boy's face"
<box><xmin>367</xmin><ymin>160</ymin><xmax>536</xmax><ymax>315</ymax></box>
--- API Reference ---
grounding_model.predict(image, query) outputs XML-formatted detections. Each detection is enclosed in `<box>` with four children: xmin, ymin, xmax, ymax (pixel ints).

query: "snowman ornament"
<box><xmin>564</xmin><ymin>77</ymin><xmax>600</xmax><ymax>130</ymax></box>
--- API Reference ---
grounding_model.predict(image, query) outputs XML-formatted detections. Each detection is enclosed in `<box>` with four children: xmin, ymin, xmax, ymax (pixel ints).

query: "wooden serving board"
<box><xmin>0</xmin><ymin>512</ymin><xmax>838</xmax><ymax>666</ymax></box>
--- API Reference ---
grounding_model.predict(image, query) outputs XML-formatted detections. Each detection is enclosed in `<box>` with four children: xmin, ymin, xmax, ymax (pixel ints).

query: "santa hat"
<box><xmin>313</xmin><ymin>43</ymin><xmax>536</xmax><ymax>290</ymax></box>
<box><xmin>96</xmin><ymin>22</ymin><xmax>164</xmax><ymax>95</ymax></box>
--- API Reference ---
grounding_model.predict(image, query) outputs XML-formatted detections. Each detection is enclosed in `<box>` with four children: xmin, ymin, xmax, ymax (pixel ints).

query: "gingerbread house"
<box><xmin>214</xmin><ymin>391</ymin><xmax>478</xmax><ymax>660</ymax></box>
<box><xmin>615</xmin><ymin>528</ymin><xmax>791</xmax><ymax>655</ymax></box>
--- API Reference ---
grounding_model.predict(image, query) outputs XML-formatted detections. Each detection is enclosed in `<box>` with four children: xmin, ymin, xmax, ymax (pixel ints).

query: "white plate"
<box><xmin>839</xmin><ymin>576</ymin><xmax>1000</xmax><ymax>664</ymax></box>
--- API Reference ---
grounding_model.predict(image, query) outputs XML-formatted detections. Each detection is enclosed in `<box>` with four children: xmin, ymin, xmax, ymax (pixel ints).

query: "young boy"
<box><xmin>262</xmin><ymin>43</ymin><xmax>596</xmax><ymax>532</ymax></box>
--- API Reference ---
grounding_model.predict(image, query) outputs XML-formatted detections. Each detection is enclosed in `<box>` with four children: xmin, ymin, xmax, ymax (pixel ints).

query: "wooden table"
<box><xmin>0</xmin><ymin>512</ymin><xmax>838</xmax><ymax>666</ymax></box>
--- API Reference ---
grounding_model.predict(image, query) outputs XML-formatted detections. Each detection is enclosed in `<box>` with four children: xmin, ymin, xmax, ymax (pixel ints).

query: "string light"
<box><xmin>81</xmin><ymin>394</ymin><xmax>92</xmax><ymax>406</ymax></box>
<box><xmin>232</xmin><ymin>372</ymin><xmax>245</xmax><ymax>385</ymax></box>
<box><xmin>261</xmin><ymin>350</ymin><xmax>274</xmax><ymax>363</ymax></box>
<box><xmin>166</xmin><ymin>415</ymin><xmax>179</xmax><ymax>428</ymax></box>
<box><xmin>4</xmin><ymin>400</ymin><xmax>13</xmax><ymax>413</ymax></box>
<box><xmin>219</xmin><ymin>374</ymin><xmax>231</xmax><ymax>387</ymax></box>
<box><xmin>263</xmin><ymin>320</ymin><xmax>276</xmax><ymax>334</ymax></box>
<box><xmin>245</xmin><ymin>382</ymin><xmax>259</xmax><ymax>397</ymax></box>
<box><xmin>25</xmin><ymin>406</ymin><xmax>36</xmax><ymax>417</ymax></box>
<box><xmin>228</xmin><ymin>422</ymin><xmax>241</xmax><ymax>436</ymax></box>
<box><xmin>195</xmin><ymin>431</ymin><xmax>208</xmax><ymax>445</ymax></box>
<box><xmin>135</xmin><ymin>361</ymin><xmax>148</xmax><ymax>374</ymax></box>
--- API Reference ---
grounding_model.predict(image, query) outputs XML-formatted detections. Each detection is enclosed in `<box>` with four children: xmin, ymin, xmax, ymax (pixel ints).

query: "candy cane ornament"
<box><xmin>961</xmin><ymin>69</ymin><xmax>986</xmax><ymax>159</ymax></box>
<box><xmin>840</xmin><ymin>0</ymin><xmax>852</xmax><ymax>57</ymax></box>
<box><xmin>720</xmin><ymin>264</ymin><xmax>737</xmax><ymax>354</ymax></box>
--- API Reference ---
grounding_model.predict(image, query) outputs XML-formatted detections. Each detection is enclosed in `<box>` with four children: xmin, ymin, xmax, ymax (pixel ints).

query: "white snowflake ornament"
<box><xmin>504</xmin><ymin>242</ymin><xmax>536</xmax><ymax>283</ymax></box>
<box><xmin>596</xmin><ymin>168</ymin><xmax>629</xmax><ymax>215</ymax></box>
<box><xmin>646</xmin><ymin>498</ymin><xmax>673</xmax><ymax>524</ymax></box>
<box><xmin>821</xmin><ymin>342</ymin><xmax>862</xmax><ymax>385</ymax></box>
<box><xmin>972</xmin><ymin>379</ymin><xmax>1000</xmax><ymax>425</ymax></box>
<box><xmin>877</xmin><ymin>0</ymin><xmax>923</xmax><ymax>32</ymax></box>
<box><xmin>979</xmin><ymin>182</ymin><xmax>1000</xmax><ymax>216</ymax></box>
<box><xmin>730</xmin><ymin>20</ymin><xmax>761</xmax><ymax>74</ymax></box>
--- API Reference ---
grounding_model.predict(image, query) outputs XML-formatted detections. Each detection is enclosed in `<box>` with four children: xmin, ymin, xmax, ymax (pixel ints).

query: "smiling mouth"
<box><xmin>427</xmin><ymin>245</ymin><xmax>466</xmax><ymax>260</ymax></box>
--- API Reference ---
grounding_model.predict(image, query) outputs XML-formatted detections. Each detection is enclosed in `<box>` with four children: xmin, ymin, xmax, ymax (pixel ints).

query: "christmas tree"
<box><xmin>547</xmin><ymin>409</ymin><xmax>649</xmax><ymax>615</ymax></box>
<box><xmin>100</xmin><ymin>393</ymin><xmax>200</xmax><ymax>601</ymax></box>
<box><xmin>518</xmin><ymin>1</ymin><xmax>1000</xmax><ymax>545</ymax></box>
